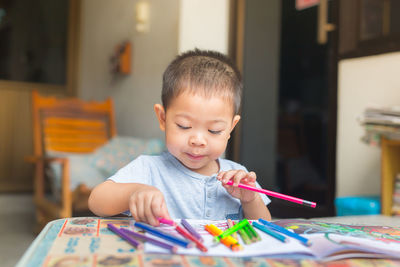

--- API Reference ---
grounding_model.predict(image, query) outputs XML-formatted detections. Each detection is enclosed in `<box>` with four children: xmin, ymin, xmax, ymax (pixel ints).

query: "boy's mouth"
<box><xmin>186</xmin><ymin>153</ymin><xmax>204</xmax><ymax>161</ymax></box>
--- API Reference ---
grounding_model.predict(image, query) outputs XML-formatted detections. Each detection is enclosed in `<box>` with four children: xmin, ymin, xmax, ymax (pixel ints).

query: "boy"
<box><xmin>88</xmin><ymin>49</ymin><xmax>271</xmax><ymax>226</ymax></box>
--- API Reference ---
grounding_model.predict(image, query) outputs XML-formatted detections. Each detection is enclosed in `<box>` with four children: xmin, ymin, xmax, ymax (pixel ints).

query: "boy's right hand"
<box><xmin>128</xmin><ymin>186</ymin><xmax>171</xmax><ymax>226</ymax></box>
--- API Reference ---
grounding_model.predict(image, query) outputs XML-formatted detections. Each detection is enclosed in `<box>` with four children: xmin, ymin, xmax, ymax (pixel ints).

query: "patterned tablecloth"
<box><xmin>16</xmin><ymin>217</ymin><xmax>400</xmax><ymax>267</ymax></box>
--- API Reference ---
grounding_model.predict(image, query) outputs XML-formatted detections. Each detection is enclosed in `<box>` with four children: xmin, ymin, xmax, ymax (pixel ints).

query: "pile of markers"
<box><xmin>205</xmin><ymin>219</ymin><xmax>261</xmax><ymax>251</ymax></box>
<box><xmin>107</xmin><ymin>217</ymin><xmax>311</xmax><ymax>254</ymax></box>
<box><xmin>107</xmin><ymin>218</ymin><xmax>208</xmax><ymax>253</ymax></box>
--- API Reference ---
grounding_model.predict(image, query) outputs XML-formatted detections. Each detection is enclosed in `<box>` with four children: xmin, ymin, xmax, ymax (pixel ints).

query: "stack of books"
<box><xmin>358</xmin><ymin>106</ymin><xmax>400</xmax><ymax>146</ymax></box>
<box><xmin>392</xmin><ymin>173</ymin><xmax>400</xmax><ymax>216</ymax></box>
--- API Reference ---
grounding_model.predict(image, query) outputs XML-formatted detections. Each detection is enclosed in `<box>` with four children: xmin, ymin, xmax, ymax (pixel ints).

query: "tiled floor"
<box><xmin>0</xmin><ymin>194</ymin><xmax>36</xmax><ymax>267</ymax></box>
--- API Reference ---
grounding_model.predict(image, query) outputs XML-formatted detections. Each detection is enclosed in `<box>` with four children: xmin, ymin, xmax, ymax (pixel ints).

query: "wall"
<box><xmin>79</xmin><ymin>0</ymin><xmax>179</xmax><ymax>138</ymax></box>
<box><xmin>178</xmin><ymin>0</ymin><xmax>230</xmax><ymax>54</ymax></box>
<box><xmin>78</xmin><ymin>0</ymin><xmax>230</xmax><ymax>139</ymax></box>
<box><xmin>336</xmin><ymin>52</ymin><xmax>400</xmax><ymax>197</ymax></box>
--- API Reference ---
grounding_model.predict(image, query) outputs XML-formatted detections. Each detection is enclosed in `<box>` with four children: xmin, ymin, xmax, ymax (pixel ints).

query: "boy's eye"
<box><xmin>208</xmin><ymin>130</ymin><xmax>222</xmax><ymax>135</ymax></box>
<box><xmin>177</xmin><ymin>124</ymin><xmax>191</xmax><ymax>130</ymax></box>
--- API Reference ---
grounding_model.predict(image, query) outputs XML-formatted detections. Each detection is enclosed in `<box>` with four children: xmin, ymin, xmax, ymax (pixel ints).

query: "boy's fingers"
<box><xmin>247</xmin><ymin>171</ymin><xmax>257</xmax><ymax>183</ymax></box>
<box><xmin>150</xmin><ymin>195</ymin><xmax>166</xmax><ymax>225</ymax></box>
<box><xmin>145</xmin><ymin>195</ymin><xmax>159</xmax><ymax>226</ymax></box>
<box><xmin>160</xmin><ymin>201</ymin><xmax>171</xmax><ymax>220</ymax></box>
<box><xmin>218</xmin><ymin>170</ymin><xmax>239</xmax><ymax>183</ymax></box>
<box><xmin>151</xmin><ymin>194</ymin><xmax>171</xmax><ymax>222</ymax></box>
<box><xmin>232</xmin><ymin>170</ymin><xmax>247</xmax><ymax>186</ymax></box>
<box><xmin>217</xmin><ymin>171</ymin><xmax>227</xmax><ymax>180</ymax></box>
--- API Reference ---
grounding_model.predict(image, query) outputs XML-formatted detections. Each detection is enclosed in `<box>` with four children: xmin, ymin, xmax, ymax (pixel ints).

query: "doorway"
<box><xmin>269</xmin><ymin>0</ymin><xmax>337</xmax><ymax>218</ymax></box>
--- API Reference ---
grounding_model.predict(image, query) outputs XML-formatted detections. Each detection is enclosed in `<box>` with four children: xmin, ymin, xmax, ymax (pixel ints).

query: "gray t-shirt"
<box><xmin>109</xmin><ymin>151</ymin><xmax>270</xmax><ymax>220</ymax></box>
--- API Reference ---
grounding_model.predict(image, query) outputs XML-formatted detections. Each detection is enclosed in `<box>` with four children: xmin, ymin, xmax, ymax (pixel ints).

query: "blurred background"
<box><xmin>1</xmin><ymin>0</ymin><xmax>400</xmax><ymax>265</ymax></box>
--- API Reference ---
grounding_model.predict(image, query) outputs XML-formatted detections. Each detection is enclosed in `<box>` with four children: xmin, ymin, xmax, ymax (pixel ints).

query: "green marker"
<box><xmin>214</xmin><ymin>219</ymin><xmax>250</xmax><ymax>242</ymax></box>
<box><xmin>246</xmin><ymin>222</ymin><xmax>261</xmax><ymax>242</ymax></box>
<box><xmin>242</xmin><ymin>224</ymin><xmax>255</xmax><ymax>242</ymax></box>
<box><xmin>237</xmin><ymin>227</ymin><xmax>252</xmax><ymax>244</ymax></box>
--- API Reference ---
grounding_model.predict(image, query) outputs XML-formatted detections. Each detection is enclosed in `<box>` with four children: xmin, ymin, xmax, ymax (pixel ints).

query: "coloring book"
<box><xmin>143</xmin><ymin>219</ymin><xmax>400</xmax><ymax>261</ymax></box>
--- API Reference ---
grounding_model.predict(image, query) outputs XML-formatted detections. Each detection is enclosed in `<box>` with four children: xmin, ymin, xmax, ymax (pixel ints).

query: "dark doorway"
<box><xmin>269</xmin><ymin>0</ymin><xmax>337</xmax><ymax>218</ymax></box>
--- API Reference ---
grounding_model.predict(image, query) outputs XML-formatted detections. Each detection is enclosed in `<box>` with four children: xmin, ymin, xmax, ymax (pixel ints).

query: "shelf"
<box><xmin>381</xmin><ymin>137</ymin><xmax>400</xmax><ymax>215</ymax></box>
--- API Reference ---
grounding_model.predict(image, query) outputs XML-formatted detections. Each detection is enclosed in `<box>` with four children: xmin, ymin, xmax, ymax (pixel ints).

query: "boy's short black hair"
<box><xmin>162</xmin><ymin>49</ymin><xmax>242</xmax><ymax>114</ymax></box>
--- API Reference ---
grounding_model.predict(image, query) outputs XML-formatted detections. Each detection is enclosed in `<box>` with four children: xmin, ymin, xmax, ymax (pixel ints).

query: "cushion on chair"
<box><xmin>46</xmin><ymin>151</ymin><xmax>105</xmax><ymax>194</ymax></box>
<box><xmin>90</xmin><ymin>136</ymin><xmax>165</xmax><ymax>176</ymax></box>
<box><xmin>46</xmin><ymin>136</ymin><xmax>165</xmax><ymax>193</ymax></box>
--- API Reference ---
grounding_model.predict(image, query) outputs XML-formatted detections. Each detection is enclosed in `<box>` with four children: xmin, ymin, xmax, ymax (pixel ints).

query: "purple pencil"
<box><xmin>181</xmin><ymin>219</ymin><xmax>203</xmax><ymax>242</ymax></box>
<box><xmin>120</xmin><ymin>228</ymin><xmax>178</xmax><ymax>253</ymax></box>
<box><xmin>107</xmin><ymin>224</ymin><xmax>143</xmax><ymax>249</ymax></box>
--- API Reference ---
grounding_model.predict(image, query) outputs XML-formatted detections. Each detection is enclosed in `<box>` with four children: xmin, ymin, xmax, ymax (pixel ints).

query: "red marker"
<box><xmin>158</xmin><ymin>218</ymin><xmax>208</xmax><ymax>252</ymax></box>
<box><xmin>175</xmin><ymin>225</ymin><xmax>208</xmax><ymax>252</ymax></box>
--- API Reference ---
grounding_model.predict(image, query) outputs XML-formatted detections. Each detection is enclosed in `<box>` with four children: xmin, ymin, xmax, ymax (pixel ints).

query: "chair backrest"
<box><xmin>32</xmin><ymin>91</ymin><xmax>117</xmax><ymax>156</ymax></box>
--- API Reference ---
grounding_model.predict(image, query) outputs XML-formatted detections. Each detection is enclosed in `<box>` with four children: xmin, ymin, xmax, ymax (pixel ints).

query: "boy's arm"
<box><xmin>89</xmin><ymin>180</ymin><xmax>171</xmax><ymax>226</ymax></box>
<box><xmin>88</xmin><ymin>180</ymin><xmax>147</xmax><ymax>217</ymax></box>
<box><xmin>242</xmin><ymin>194</ymin><xmax>272</xmax><ymax>221</ymax></box>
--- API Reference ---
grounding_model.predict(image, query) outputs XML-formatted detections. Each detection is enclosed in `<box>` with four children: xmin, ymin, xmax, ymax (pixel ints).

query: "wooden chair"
<box><xmin>26</xmin><ymin>91</ymin><xmax>116</xmax><ymax>231</ymax></box>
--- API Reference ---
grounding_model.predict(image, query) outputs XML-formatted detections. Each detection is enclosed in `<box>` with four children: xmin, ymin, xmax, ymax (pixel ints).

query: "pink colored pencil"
<box><xmin>158</xmin><ymin>217</ymin><xmax>176</xmax><ymax>226</ymax></box>
<box><xmin>225</xmin><ymin>180</ymin><xmax>316</xmax><ymax>208</ymax></box>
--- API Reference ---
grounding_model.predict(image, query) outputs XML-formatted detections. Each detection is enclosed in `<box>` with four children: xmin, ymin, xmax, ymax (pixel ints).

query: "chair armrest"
<box><xmin>25</xmin><ymin>155</ymin><xmax>68</xmax><ymax>164</ymax></box>
<box><xmin>27</xmin><ymin>155</ymin><xmax>71</xmax><ymax>215</ymax></box>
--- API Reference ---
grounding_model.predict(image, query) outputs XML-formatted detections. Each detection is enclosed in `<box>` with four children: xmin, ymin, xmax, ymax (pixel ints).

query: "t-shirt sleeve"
<box><xmin>108</xmin><ymin>155</ymin><xmax>151</xmax><ymax>185</ymax></box>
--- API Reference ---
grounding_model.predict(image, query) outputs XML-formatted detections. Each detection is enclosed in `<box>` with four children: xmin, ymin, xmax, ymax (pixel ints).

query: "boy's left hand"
<box><xmin>217</xmin><ymin>170</ymin><xmax>258</xmax><ymax>203</ymax></box>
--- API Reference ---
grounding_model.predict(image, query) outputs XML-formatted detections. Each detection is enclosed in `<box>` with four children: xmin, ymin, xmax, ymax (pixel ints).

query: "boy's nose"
<box><xmin>189</xmin><ymin>134</ymin><xmax>206</xmax><ymax>146</ymax></box>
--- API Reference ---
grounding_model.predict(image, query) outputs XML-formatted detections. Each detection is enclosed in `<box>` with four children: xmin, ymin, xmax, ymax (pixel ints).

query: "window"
<box><xmin>0</xmin><ymin>0</ymin><xmax>68</xmax><ymax>85</ymax></box>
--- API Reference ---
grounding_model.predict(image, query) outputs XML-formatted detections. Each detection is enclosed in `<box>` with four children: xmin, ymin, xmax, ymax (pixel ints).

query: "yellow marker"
<box><xmin>205</xmin><ymin>224</ymin><xmax>243</xmax><ymax>251</ymax></box>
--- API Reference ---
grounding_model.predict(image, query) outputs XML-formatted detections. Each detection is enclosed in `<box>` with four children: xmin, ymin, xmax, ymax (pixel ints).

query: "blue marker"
<box><xmin>258</xmin><ymin>219</ymin><xmax>312</xmax><ymax>246</ymax></box>
<box><xmin>134</xmin><ymin>221</ymin><xmax>193</xmax><ymax>248</ymax></box>
<box><xmin>252</xmin><ymin>222</ymin><xmax>287</xmax><ymax>243</ymax></box>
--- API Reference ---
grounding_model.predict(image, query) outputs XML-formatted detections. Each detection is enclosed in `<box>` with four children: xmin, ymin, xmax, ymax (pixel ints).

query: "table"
<box><xmin>16</xmin><ymin>216</ymin><xmax>400</xmax><ymax>267</ymax></box>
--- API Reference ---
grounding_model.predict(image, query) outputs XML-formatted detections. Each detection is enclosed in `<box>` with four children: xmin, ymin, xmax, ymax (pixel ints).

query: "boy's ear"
<box><xmin>154</xmin><ymin>104</ymin><xmax>166</xmax><ymax>131</ymax></box>
<box><xmin>230</xmin><ymin>115</ymin><xmax>241</xmax><ymax>132</ymax></box>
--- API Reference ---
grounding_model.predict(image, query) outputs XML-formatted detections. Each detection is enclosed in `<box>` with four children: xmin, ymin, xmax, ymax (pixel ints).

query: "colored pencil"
<box><xmin>246</xmin><ymin>222</ymin><xmax>261</xmax><ymax>242</ymax></box>
<box><xmin>134</xmin><ymin>222</ymin><xmax>193</xmax><ymax>248</ymax></box>
<box><xmin>205</xmin><ymin>224</ymin><xmax>243</xmax><ymax>251</ymax></box>
<box><xmin>227</xmin><ymin>219</ymin><xmax>238</xmax><ymax>240</ymax></box>
<box><xmin>181</xmin><ymin>219</ymin><xmax>203</xmax><ymax>242</ymax></box>
<box><xmin>252</xmin><ymin>222</ymin><xmax>287</xmax><ymax>243</ymax></box>
<box><xmin>258</xmin><ymin>219</ymin><xmax>312</xmax><ymax>246</ymax></box>
<box><xmin>120</xmin><ymin>228</ymin><xmax>178</xmax><ymax>253</ymax></box>
<box><xmin>225</xmin><ymin>180</ymin><xmax>316</xmax><ymax>208</ymax></box>
<box><xmin>175</xmin><ymin>225</ymin><xmax>208</xmax><ymax>252</ymax></box>
<box><xmin>214</xmin><ymin>219</ymin><xmax>249</xmax><ymax>242</ymax></box>
<box><xmin>107</xmin><ymin>224</ymin><xmax>143</xmax><ymax>249</ymax></box>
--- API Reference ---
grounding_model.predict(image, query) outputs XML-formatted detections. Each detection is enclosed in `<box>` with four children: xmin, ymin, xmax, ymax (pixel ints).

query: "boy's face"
<box><xmin>154</xmin><ymin>91</ymin><xmax>240</xmax><ymax>176</ymax></box>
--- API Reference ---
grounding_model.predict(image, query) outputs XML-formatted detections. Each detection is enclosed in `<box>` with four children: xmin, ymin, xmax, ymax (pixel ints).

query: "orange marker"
<box><xmin>204</xmin><ymin>224</ymin><xmax>243</xmax><ymax>251</ymax></box>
